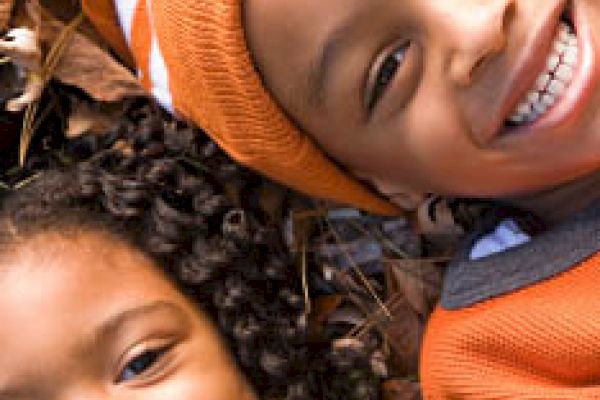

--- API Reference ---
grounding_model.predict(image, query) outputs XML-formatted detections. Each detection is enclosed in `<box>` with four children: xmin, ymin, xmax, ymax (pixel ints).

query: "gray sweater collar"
<box><xmin>441</xmin><ymin>202</ymin><xmax>600</xmax><ymax>310</ymax></box>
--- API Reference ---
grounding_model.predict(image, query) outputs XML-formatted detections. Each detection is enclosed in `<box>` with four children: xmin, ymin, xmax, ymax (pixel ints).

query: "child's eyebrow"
<box><xmin>306</xmin><ymin>11</ymin><xmax>362</xmax><ymax>107</ymax></box>
<box><xmin>91</xmin><ymin>300</ymin><xmax>189</xmax><ymax>346</ymax></box>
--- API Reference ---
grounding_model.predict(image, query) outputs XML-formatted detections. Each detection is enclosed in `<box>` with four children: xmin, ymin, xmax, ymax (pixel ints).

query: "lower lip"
<box><xmin>504</xmin><ymin>2</ymin><xmax>599</xmax><ymax>136</ymax></box>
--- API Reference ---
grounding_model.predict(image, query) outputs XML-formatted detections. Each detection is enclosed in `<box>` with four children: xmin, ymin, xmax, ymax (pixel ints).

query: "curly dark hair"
<box><xmin>0</xmin><ymin>104</ymin><xmax>380</xmax><ymax>399</ymax></box>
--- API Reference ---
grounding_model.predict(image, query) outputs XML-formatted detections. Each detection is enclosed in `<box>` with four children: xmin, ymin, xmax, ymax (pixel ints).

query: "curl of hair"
<box><xmin>0</xmin><ymin>104</ymin><xmax>380</xmax><ymax>399</ymax></box>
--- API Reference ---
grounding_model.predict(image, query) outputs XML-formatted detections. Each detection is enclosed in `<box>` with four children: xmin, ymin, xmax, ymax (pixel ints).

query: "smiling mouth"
<box><xmin>505</xmin><ymin>7</ymin><xmax>578</xmax><ymax>128</ymax></box>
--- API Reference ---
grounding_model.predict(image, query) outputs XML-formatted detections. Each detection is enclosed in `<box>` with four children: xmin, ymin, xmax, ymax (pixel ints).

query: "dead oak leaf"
<box><xmin>308</xmin><ymin>294</ymin><xmax>344</xmax><ymax>336</ymax></box>
<box><xmin>383</xmin><ymin>379</ymin><xmax>422</xmax><ymax>400</ymax></box>
<box><xmin>384</xmin><ymin>259</ymin><xmax>442</xmax><ymax>319</ymax></box>
<box><xmin>0</xmin><ymin>27</ymin><xmax>43</xmax><ymax>112</ymax></box>
<box><xmin>383</xmin><ymin>259</ymin><xmax>442</xmax><ymax>377</ymax></box>
<box><xmin>40</xmin><ymin>8</ymin><xmax>145</xmax><ymax>102</ymax></box>
<box><xmin>0</xmin><ymin>0</ymin><xmax>16</xmax><ymax>31</ymax></box>
<box><xmin>383</xmin><ymin>296</ymin><xmax>422</xmax><ymax>377</ymax></box>
<box><xmin>66</xmin><ymin>98</ymin><xmax>126</xmax><ymax>137</ymax></box>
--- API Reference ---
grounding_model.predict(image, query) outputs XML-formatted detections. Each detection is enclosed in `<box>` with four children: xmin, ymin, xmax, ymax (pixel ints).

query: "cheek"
<box><xmin>148</xmin><ymin>335</ymin><xmax>251</xmax><ymax>400</ymax></box>
<box><xmin>148</xmin><ymin>373</ymin><xmax>246</xmax><ymax>400</ymax></box>
<box><xmin>364</xmin><ymin>112</ymin><xmax>476</xmax><ymax>192</ymax></box>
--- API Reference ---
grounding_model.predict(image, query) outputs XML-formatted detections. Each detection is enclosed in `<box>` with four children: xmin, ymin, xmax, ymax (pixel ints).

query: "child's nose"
<box><xmin>428</xmin><ymin>0</ymin><xmax>516</xmax><ymax>86</ymax></box>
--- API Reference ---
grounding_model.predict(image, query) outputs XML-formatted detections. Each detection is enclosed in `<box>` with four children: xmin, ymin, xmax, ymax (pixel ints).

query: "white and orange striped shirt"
<box><xmin>109</xmin><ymin>0</ymin><xmax>174</xmax><ymax>112</ymax></box>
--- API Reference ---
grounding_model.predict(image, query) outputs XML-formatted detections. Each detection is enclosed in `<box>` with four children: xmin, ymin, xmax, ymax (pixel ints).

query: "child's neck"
<box><xmin>506</xmin><ymin>169</ymin><xmax>600</xmax><ymax>227</ymax></box>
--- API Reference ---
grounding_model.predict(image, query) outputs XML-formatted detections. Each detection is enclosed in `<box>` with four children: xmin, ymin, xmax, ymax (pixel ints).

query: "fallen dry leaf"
<box><xmin>66</xmin><ymin>98</ymin><xmax>126</xmax><ymax>137</ymax></box>
<box><xmin>327</xmin><ymin>303</ymin><xmax>366</xmax><ymax>327</ymax></box>
<box><xmin>0</xmin><ymin>26</ymin><xmax>43</xmax><ymax>112</ymax></box>
<box><xmin>382</xmin><ymin>259</ymin><xmax>442</xmax><ymax>377</ymax></box>
<box><xmin>39</xmin><ymin>7</ymin><xmax>145</xmax><ymax>102</ymax></box>
<box><xmin>0</xmin><ymin>26</ymin><xmax>41</xmax><ymax>72</ymax></box>
<box><xmin>385</xmin><ymin>259</ymin><xmax>442</xmax><ymax>319</ymax></box>
<box><xmin>0</xmin><ymin>0</ymin><xmax>15</xmax><ymax>31</ymax></box>
<box><xmin>309</xmin><ymin>294</ymin><xmax>345</xmax><ymax>336</ymax></box>
<box><xmin>383</xmin><ymin>379</ymin><xmax>422</xmax><ymax>400</ymax></box>
<box><xmin>384</xmin><ymin>296</ymin><xmax>423</xmax><ymax>377</ymax></box>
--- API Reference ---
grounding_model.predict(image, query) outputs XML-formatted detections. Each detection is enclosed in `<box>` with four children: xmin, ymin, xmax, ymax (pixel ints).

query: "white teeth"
<box><xmin>541</xmin><ymin>93</ymin><xmax>555</xmax><ymax>106</ymax></box>
<box><xmin>509</xmin><ymin>114</ymin><xmax>525</xmax><ymax>123</ymax></box>
<box><xmin>533</xmin><ymin>102</ymin><xmax>547</xmax><ymax>114</ymax></box>
<box><xmin>554</xmin><ymin>41</ymin><xmax>568</xmax><ymax>54</ymax></box>
<box><xmin>536</xmin><ymin>73</ymin><xmax>551</xmax><ymax>91</ymax></box>
<box><xmin>564</xmin><ymin>47</ymin><xmax>578</xmax><ymax>64</ymax></box>
<box><xmin>507</xmin><ymin>22</ymin><xmax>578</xmax><ymax>126</ymax></box>
<box><xmin>517</xmin><ymin>103</ymin><xmax>532</xmax><ymax>115</ymax></box>
<box><xmin>547</xmin><ymin>54</ymin><xmax>561</xmax><ymax>70</ymax></box>
<box><xmin>547</xmin><ymin>78</ymin><xmax>566</xmax><ymax>95</ymax></box>
<box><xmin>555</xmin><ymin>64</ymin><xmax>573</xmax><ymax>81</ymax></box>
<box><xmin>527</xmin><ymin>92</ymin><xmax>540</xmax><ymax>103</ymax></box>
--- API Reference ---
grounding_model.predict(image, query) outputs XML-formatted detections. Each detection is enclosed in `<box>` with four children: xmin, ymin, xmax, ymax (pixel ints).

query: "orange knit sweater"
<box><xmin>421</xmin><ymin>207</ymin><xmax>600</xmax><ymax>399</ymax></box>
<box><xmin>422</xmin><ymin>254</ymin><xmax>600</xmax><ymax>399</ymax></box>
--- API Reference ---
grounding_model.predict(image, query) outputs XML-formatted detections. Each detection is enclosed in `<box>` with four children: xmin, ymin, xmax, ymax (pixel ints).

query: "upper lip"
<box><xmin>485</xmin><ymin>0</ymin><xmax>570</xmax><ymax>143</ymax></box>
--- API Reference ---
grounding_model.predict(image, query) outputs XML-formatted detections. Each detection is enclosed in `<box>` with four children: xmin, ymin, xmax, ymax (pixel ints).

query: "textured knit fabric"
<box><xmin>422</xmin><ymin>255</ymin><xmax>600</xmax><ymax>399</ymax></box>
<box><xmin>421</xmin><ymin>201</ymin><xmax>600</xmax><ymax>399</ymax></box>
<box><xmin>81</xmin><ymin>0</ymin><xmax>399</xmax><ymax>216</ymax></box>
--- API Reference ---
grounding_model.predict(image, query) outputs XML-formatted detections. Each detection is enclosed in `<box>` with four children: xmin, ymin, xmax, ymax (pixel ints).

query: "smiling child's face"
<box><xmin>245</xmin><ymin>0</ymin><xmax>600</xmax><ymax>203</ymax></box>
<box><xmin>0</xmin><ymin>231</ymin><xmax>257</xmax><ymax>400</ymax></box>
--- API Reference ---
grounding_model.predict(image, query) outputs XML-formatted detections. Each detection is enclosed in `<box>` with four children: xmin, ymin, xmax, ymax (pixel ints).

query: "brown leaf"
<box><xmin>0</xmin><ymin>0</ymin><xmax>15</xmax><ymax>31</ymax></box>
<box><xmin>0</xmin><ymin>26</ymin><xmax>43</xmax><ymax>112</ymax></box>
<box><xmin>0</xmin><ymin>27</ymin><xmax>40</xmax><ymax>71</ymax></box>
<box><xmin>382</xmin><ymin>379</ymin><xmax>422</xmax><ymax>400</ymax></box>
<box><xmin>327</xmin><ymin>304</ymin><xmax>366</xmax><ymax>326</ymax></box>
<box><xmin>382</xmin><ymin>259</ymin><xmax>442</xmax><ymax>376</ymax></box>
<box><xmin>66</xmin><ymin>99</ymin><xmax>125</xmax><ymax>137</ymax></box>
<box><xmin>40</xmin><ymin>0</ymin><xmax>82</xmax><ymax>23</ymax></box>
<box><xmin>39</xmin><ymin>8</ymin><xmax>145</xmax><ymax>102</ymax></box>
<box><xmin>385</xmin><ymin>259</ymin><xmax>442</xmax><ymax>318</ymax></box>
<box><xmin>0</xmin><ymin>3</ymin><xmax>42</xmax><ymax>115</ymax></box>
<box><xmin>384</xmin><ymin>297</ymin><xmax>422</xmax><ymax>376</ymax></box>
<box><xmin>309</xmin><ymin>294</ymin><xmax>344</xmax><ymax>335</ymax></box>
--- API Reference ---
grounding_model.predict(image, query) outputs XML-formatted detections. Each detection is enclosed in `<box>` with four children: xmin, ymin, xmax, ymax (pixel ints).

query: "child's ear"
<box><xmin>352</xmin><ymin>170</ymin><xmax>426</xmax><ymax>211</ymax></box>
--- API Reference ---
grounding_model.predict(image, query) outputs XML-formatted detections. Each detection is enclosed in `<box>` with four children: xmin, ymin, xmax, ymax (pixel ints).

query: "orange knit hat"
<box><xmin>82</xmin><ymin>0</ymin><xmax>400</xmax><ymax>215</ymax></box>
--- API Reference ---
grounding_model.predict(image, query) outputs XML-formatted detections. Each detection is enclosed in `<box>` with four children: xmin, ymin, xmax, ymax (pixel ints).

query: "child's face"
<box><xmin>245</xmin><ymin>0</ymin><xmax>600</xmax><ymax>201</ymax></box>
<box><xmin>0</xmin><ymin>231</ymin><xmax>257</xmax><ymax>400</ymax></box>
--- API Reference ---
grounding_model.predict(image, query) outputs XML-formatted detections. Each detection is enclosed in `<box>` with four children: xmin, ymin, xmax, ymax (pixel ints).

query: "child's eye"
<box><xmin>116</xmin><ymin>346</ymin><xmax>170</xmax><ymax>383</ymax></box>
<box><xmin>368</xmin><ymin>44</ymin><xmax>410</xmax><ymax>111</ymax></box>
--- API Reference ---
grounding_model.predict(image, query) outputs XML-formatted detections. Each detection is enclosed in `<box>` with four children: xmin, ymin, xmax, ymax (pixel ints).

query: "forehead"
<box><xmin>0</xmin><ymin>230</ymin><xmax>174</xmax><ymax>318</ymax></box>
<box><xmin>246</xmin><ymin>0</ymin><xmax>371</xmax><ymax>97</ymax></box>
<box><xmin>0</xmin><ymin>232</ymin><xmax>180</xmax><ymax>374</ymax></box>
